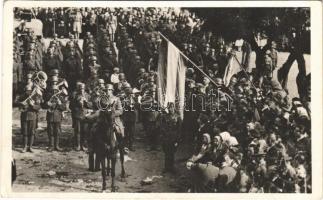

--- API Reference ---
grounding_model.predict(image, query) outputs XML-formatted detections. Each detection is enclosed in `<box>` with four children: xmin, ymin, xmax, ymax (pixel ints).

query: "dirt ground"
<box><xmin>12</xmin><ymin>108</ymin><xmax>195</xmax><ymax>193</ymax></box>
<box><xmin>11</xmin><ymin>51</ymin><xmax>310</xmax><ymax>193</ymax></box>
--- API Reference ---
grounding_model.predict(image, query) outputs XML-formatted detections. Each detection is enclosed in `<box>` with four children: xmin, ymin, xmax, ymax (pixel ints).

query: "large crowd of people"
<box><xmin>13</xmin><ymin>7</ymin><xmax>311</xmax><ymax>193</ymax></box>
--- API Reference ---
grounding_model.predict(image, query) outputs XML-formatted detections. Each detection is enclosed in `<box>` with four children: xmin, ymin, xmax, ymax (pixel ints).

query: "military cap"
<box><xmin>119</xmin><ymin>73</ymin><xmax>126</xmax><ymax>79</ymax></box>
<box><xmin>90</xmin><ymin>56</ymin><xmax>97</xmax><ymax>61</ymax></box>
<box><xmin>53</xmin><ymin>33</ymin><xmax>58</xmax><ymax>37</ymax></box>
<box><xmin>50</xmin><ymin>76</ymin><xmax>59</xmax><ymax>82</ymax></box>
<box><xmin>50</xmin><ymin>69</ymin><xmax>59</xmax><ymax>75</ymax></box>
<box><xmin>25</xmin><ymin>84</ymin><xmax>33</xmax><ymax>91</ymax></box>
<box><xmin>135</xmin><ymin>55</ymin><xmax>141</xmax><ymax>60</ymax></box>
<box><xmin>87</xmin><ymin>43</ymin><xmax>95</xmax><ymax>48</ymax></box>
<box><xmin>139</xmin><ymin>68</ymin><xmax>146</xmax><ymax>74</ymax></box>
<box><xmin>86</xmin><ymin>32</ymin><xmax>91</xmax><ymax>36</ymax></box>
<box><xmin>106</xmin><ymin>84</ymin><xmax>114</xmax><ymax>91</ymax></box>
<box><xmin>113</xmin><ymin>67</ymin><xmax>120</xmax><ymax>72</ymax></box>
<box><xmin>215</xmin><ymin>78</ymin><xmax>223</xmax><ymax>85</ymax></box>
<box><xmin>187</xmin><ymin>68</ymin><xmax>195</xmax><ymax>74</ymax></box>
<box><xmin>98</xmin><ymin>79</ymin><xmax>105</xmax><ymax>84</ymax></box>
<box><xmin>26</xmin><ymin>73</ymin><xmax>33</xmax><ymax>79</ymax></box>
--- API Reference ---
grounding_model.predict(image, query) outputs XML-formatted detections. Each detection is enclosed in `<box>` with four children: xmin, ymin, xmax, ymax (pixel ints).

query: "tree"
<box><xmin>189</xmin><ymin>7</ymin><xmax>310</xmax><ymax>98</ymax></box>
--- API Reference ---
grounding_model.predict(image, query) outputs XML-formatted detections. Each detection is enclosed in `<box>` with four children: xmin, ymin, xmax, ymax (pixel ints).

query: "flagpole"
<box><xmin>232</xmin><ymin>54</ymin><xmax>258</xmax><ymax>90</ymax></box>
<box><xmin>158</xmin><ymin>32</ymin><xmax>219</xmax><ymax>87</ymax></box>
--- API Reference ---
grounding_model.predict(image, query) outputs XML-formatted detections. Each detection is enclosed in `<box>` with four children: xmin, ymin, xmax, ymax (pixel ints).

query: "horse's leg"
<box><xmin>106</xmin><ymin>157</ymin><xmax>110</xmax><ymax>176</ymax></box>
<box><xmin>119</xmin><ymin>145</ymin><xmax>126</xmax><ymax>180</ymax></box>
<box><xmin>101</xmin><ymin>155</ymin><xmax>106</xmax><ymax>191</ymax></box>
<box><xmin>111</xmin><ymin>157</ymin><xmax>117</xmax><ymax>192</ymax></box>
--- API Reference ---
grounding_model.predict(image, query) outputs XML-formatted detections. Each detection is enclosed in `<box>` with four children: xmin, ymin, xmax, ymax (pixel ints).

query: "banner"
<box><xmin>157</xmin><ymin>39</ymin><xmax>186</xmax><ymax>119</ymax></box>
<box><xmin>223</xmin><ymin>55</ymin><xmax>241</xmax><ymax>87</ymax></box>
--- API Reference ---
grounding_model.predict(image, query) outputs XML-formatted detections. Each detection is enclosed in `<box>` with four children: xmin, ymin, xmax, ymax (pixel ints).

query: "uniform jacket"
<box><xmin>70</xmin><ymin>91</ymin><xmax>93</xmax><ymax>119</ymax></box>
<box><xmin>19</xmin><ymin>93</ymin><xmax>42</xmax><ymax>121</ymax></box>
<box><xmin>44</xmin><ymin>90</ymin><xmax>67</xmax><ymax>122</ymax></box>
<box><xmin>122</xmin><ymin>94</ymin><xmax>136</xmax><ymax>122</ymax></box>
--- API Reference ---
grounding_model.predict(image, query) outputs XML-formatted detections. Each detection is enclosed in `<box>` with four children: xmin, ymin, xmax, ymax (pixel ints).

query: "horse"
<box><xmin>93</xmin><ymin>110</ymin><xmax>126</xmax><ymax>192</ymax></box>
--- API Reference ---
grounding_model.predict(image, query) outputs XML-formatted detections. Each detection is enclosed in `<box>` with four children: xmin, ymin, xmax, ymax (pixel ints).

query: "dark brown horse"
<box><xmin>93</xmin><ymin>110</ymin><xmax>126</xmax><ymax>192</ymax></box>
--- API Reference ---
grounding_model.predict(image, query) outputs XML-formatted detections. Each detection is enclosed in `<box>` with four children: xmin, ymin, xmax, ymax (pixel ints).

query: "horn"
<box><xmin>33</xmin><ymin>71</ymin><xmax>48</xmax><ymax>89</ymax></box>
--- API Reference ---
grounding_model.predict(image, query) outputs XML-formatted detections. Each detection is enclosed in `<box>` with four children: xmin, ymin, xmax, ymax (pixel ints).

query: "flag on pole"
<box><xmin>223</xmin><ymin>55</ymin><xmax>242</xmax><ymax>87</ymax></box>
<box><xmin>157</xmin><ymin>38</ymin><xmax>186</xmax><ymax>119</ymax></box>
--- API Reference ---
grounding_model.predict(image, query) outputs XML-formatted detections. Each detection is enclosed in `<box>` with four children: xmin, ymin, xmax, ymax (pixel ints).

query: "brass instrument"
<box><xmin>56</xmin><ymin>79</ymin><xmax>69</xmax><ymax>89</ymax></box>
<box><xmin>48</xmin><ymin>87</ymin><xmax>68</xmax><ymax>105</ymax></box>
<box><xmin>20</xmin><ymin>85</ymin><xmax>43</xmax><ymax>106</ymax></box>
<box><xmin>32</xmin><ymin>71</ymin><xmax>48</xmax><ymax>89</ymax></box>
<box><xmin>20</xmin><ymin>71</ymin><xmax>48</xmax><ymax>107</ymax></box>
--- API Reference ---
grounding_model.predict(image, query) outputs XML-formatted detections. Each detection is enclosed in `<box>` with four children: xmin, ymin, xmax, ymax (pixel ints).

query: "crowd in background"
<box><xmin>13</xmin><ymin>7</ymin><xmax>311</xmax><ymax>193</ymax></box>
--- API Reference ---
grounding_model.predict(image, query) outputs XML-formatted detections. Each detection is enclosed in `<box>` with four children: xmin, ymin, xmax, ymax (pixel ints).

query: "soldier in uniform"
<box><xmin>24</xmin><ymin>52</ymin><xmax>40</xmax><ymax>76</ymax></box>
<box><xmin>122</xmin><ymin>85</ymin><xmax>137</xmax><ymax>151</ymax></box>
<box><xmin>18</xmin><ymin>84</ymin><xmax>42</xmax><ymax>153</ymax></box>
<box><xmin>141</xmin><ymin>84</ymin><xmax>159</xmax><ymax>151</ymax></box>
<box><xmin>63</xmin><ymin>50</ymin><xmax>82</xmax><ymax>92</ymax></box>
<box><xmin>69</xmin><ymin>83</ymin><xmax>93</xmax><ymax>151</ymax></box>
<box><xmin>44</xmin><ymin>82</ymin><xmax>68</xmax><ymax>151</ymax></box>
<box><xmin>43</xmin><ymin>47</ymin><xmax>61</xmax><ymax>75</ymax></box>
<box><xmin>158</xmin><ymin>103</ymin><xmax>181</xmax><ymax>173</ymax></box>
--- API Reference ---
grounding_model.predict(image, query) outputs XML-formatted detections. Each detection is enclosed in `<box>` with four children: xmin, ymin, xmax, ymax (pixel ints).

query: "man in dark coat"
<box><xmin>69</xmin><ymin>83</ymin><xmax>93</xmax><ymax>151</ymax></box>
<box><xmin>44</xmin><ymin>83</ymin><xmax>68</xmax><ymax>151</ymax></box>
<box><xmin>18</xmin><ymin>84</ymin><xmax>42</xmax><ymax>153</ymax></box>
<box><xmin>63</xmin><ymin>50</ymin><xmax>82</xmax><ymax>92</ymax></box>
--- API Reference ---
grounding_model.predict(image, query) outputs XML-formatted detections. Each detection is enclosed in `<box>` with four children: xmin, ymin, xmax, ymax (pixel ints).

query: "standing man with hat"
<box><xmin>122</xmin><ymin>84</ymin><xmax>137</xmax><ymax>151</ymax></box>
<box><xmin>69</xmin><ymin>82</ymin><xmax>93</xmax><ymax>151</ymax></box>
<box><xmin>18</xmin><ymin>84</ymin><xmax>43</xmax><ymax>153</ymax></box>
<box><xmin>63</xmin><ymin>50</ymin><xmax>82</xmax><ymax>92</ymax></box>
<box><xmin>44</xmin><ymin>81</ymin><xmax>68</xmax><ymax>152</ymax></box>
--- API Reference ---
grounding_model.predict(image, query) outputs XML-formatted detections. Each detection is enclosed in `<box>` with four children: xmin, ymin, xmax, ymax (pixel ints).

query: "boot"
<box><xmin>54</xmin><ymin>136</ymin><xmax>63</xmax><ymax>151</ymax></box>
<box><xmin>21</xmin><ymin>136</ymin><xmax>28</xmax><ymax>153</ymax></box>
<box><xmin>47</xmin><ymin>136</ymin><xmax>54</xmax><ymax>152</ymax></box>
<box><xmin>75</xmin><ymin>134</ymin><xmax>81</xmax><ymax>151</ymax></box>
<box><xmin>27</xmin><ymin>135</ymin><xmax>34</xmax><ymax>153</ymax></box>
<box><xmin>94</xmin><ymin>155</ymin><xmax>101</xmax><ymax>171</ymax></box>
<box><xmin>88</xmin><ymin>153</ymin><xmax>94</xmax><ymax>171</ymax></box>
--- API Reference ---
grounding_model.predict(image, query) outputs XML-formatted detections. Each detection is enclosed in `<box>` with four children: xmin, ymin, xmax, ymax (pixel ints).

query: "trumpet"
<box><xmin>56</xmin><ymin>79</ymin><xmax>69</xmax><ymax>89</ymax></box>
<box><xmin>20</xmin><ymin>85</ymin><xmax>43</xmax><ymax>106</ymax></box>
<box><xmin>48</xmin><ymin>88</ymin><xmax>68</xmax><ymax>105</ymax></box>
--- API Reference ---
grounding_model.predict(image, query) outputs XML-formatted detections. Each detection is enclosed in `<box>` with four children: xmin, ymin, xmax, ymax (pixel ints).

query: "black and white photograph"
<box><xmin>1</xmin><ymin>1</ymin><xmax>322</xmax><ymax>197</ymax></box>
